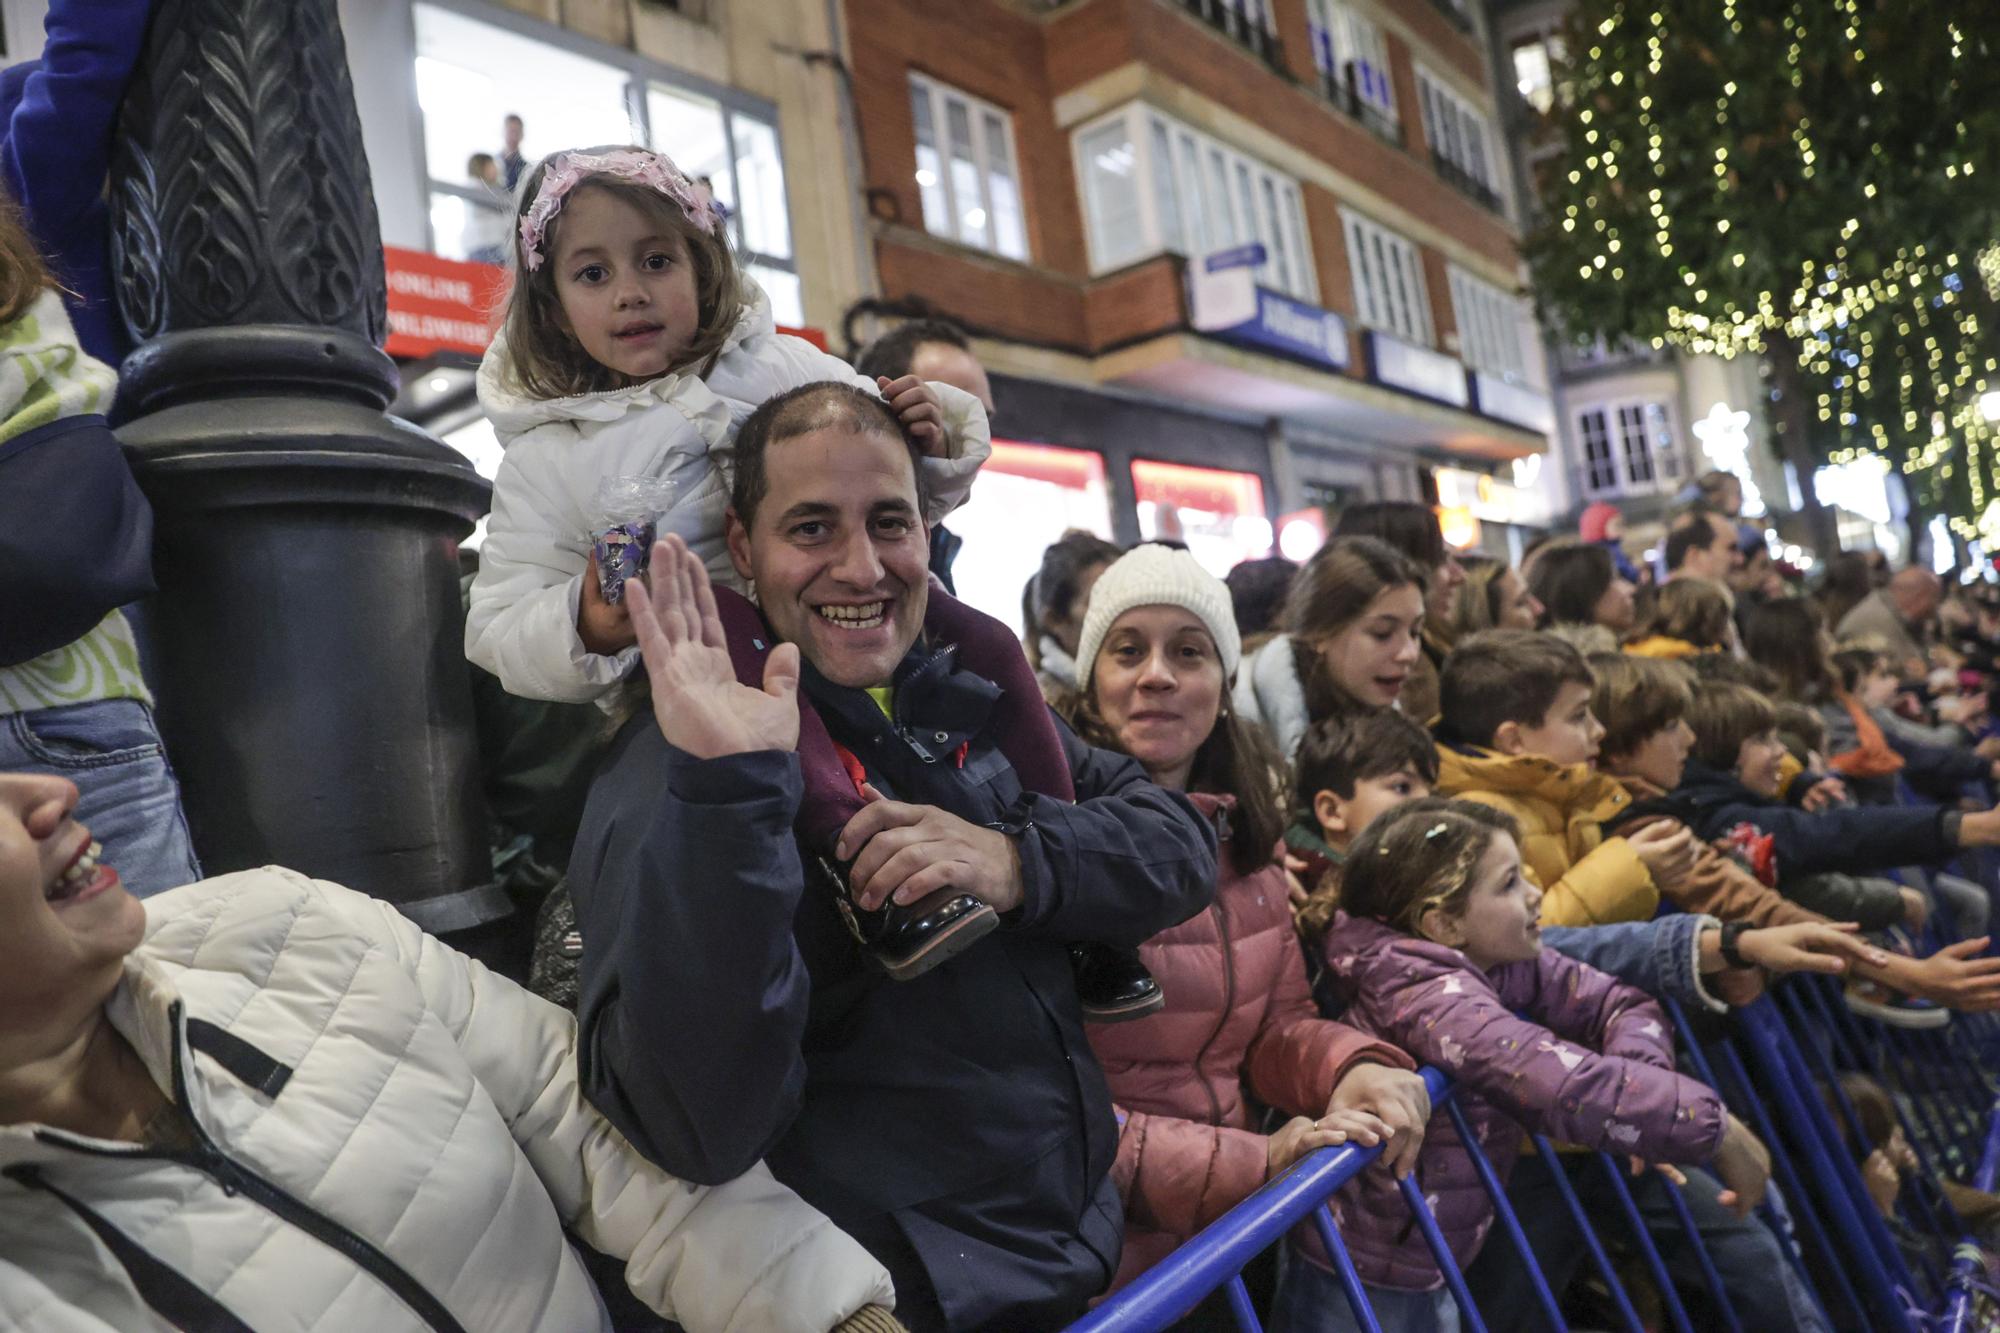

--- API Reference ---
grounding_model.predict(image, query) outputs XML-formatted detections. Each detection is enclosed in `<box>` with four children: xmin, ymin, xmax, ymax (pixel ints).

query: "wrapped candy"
<box><xmin>591</xmin><ymin>475</ymin><xmax>676</xmax><ymax>604</ymax></box>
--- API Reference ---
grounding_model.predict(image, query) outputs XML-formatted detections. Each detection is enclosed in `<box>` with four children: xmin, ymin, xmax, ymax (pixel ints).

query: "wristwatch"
<box><xmin>1718</xmin><ymin>920</ymin><xmax>1754</xmax><ymax>970</ymax></box>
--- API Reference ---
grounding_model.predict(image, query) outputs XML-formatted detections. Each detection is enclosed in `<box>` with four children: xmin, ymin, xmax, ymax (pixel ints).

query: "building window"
<box><xmin>1341</xmin><ymin>212</ymin><xmax>1432</xmax><ymax>346</ymax></box>
<box><xmin>1305</xmin><ymin>0</ymin><xmax>1398</xmax><ymax>141</ymax></box>
<box><xmin>1074</xmin><ymin>104</ymin><xmax>1316</xmax><ymax>302</ymax></box>
<box><xmin>1416</xmin><ymin>67</ymin><xmax>1499</xmax><ymax>209</ymax></box>
<box><xmin>1510</xmin><ymin>33</ymin><xmax>1566</xmax><ymax>114</ymax></box>
<box><xmin>943</xmin><ymin>442</ymin><xmax>1113</xmax><ymax>634</ymax></box>
<box><xmin>410</xmin><ymin>4</ymin><xmax>802</xmax><ymax>323</ymax></box>
<box><xmin>1168</xmin><ymin>0</ymin><xmax>1282</xmax><ymax>67</ymax></box>
<box><xmin>1575</xmin><ymin>400</ymin><xmax>1682</xmax><ymax>498</ymax></box>
<box><xmin>1447</xmin><ymin>265</ymin><xmax>1530</xmax><ymax>382</ymax></box>
<box><xmin>1132</xmin><ymin>459</ymin><xmax>1272</xmax><ymax>578</ymax></box>
<box><xmin>909</xmin><ymin>73</ymin><xmax>1028</xmax><ymax>261</ymax></box>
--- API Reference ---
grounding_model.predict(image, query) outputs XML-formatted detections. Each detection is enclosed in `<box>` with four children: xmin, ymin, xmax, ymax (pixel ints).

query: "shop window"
<box><xmin>1131</xmin><ymin>459</ymin><xmax>1272</xmax><ymax>578</ymax></box>
<box><xmin>942</xmin><ymin>442</ymin><xmax>1113</xmax><ymax>633</ymax></box>
<box><xmin>1575</xmin><ymin>400</ymin><xmax>1681</xmax><ymax>499</ymax></box>
<box><xmin>1342</xmin><ymin>212</ymin><xmax>1433</xmax><ymax>346</ymax></box>
<box><xmin>1072</xmin><ymin>104</ymin><xmax>1316</xmax><ymax>302</ymax></box>
<box><xmin>909</xmin><ymin>73</ymin><xmax>1028</xmax><ymax>261</ymax></box>
<box><xmin>1447</xmin><ymin>265</ymin><xmax>1531</xmax><ymax>383</ymax></box>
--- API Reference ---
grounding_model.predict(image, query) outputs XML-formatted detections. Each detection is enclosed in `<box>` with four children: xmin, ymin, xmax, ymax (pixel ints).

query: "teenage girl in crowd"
<box><xmin>1330</xmin><ymin>502</ymin><xmax>1464</xmax><ymax>722</ymax></box>
<box><xmin>466</xmin><ymin>145</ymin><xmax>989</xmax><ymax>704</ymax></box>
<box><xmin>1278</xmin><ymin>799</ymin><xmax>1737</xmax><ymax>1333</ymax></box>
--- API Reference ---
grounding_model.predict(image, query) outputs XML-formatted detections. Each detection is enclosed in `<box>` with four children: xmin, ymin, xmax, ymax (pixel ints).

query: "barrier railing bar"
<box><xmin>1653</xmin><ymin>1169</ymin><xmax>1744</xmax><ymax>1333</ymax></box>
<box><xmin>1393</xmin><ymin>1173</ymin><xmax>1489</xmax><ymax>1333</ymax></box>
<box><xmin>1664</xmin><ymin>997</ymin><xmax>1841</xmax><ymax>1326</ymax></box>
<box><xmin>1940</xmin><ymin>1100</ymin><xmax>2000</xmax><ymax>1333</ymax></box>
<box><xmin>1591</xmin><ymin>1152</ymin><xmax>1695</xmax><ymax>1333</ymax></box>
<box><xmin>1312</xmin><ymin>1204</ymin><xmax>1386</xmax><ymax>1333</ymax></box>
<box><xmin>1530</xmin><ymin>1136</ymin><xmax>1643</xmax><ymax>1333</ymax></box>
<box><xmin>1068</xmin><ymin>1069</ymin><xmax>1455</xmax><ymax>1331</ymax></box>
<box><xmin>1442</xmin><ymin>1098</ymin><xmax>1568</xmax><ymax>1332</ymax></box>
<box><xmin>1737</xmin><ymin>1001</ymin><xmax>1919</xmax><ymax>1328</ymax></box>
<box><xmin>1222</xmin><ymin>1275</ymin><xmax>1261</xmax><ymax>1332</ymax></box>
<box><xmin>1710</xmin><ymin>1032</ymin><xmax>1862</xmax><ymax>1319</ymax></box>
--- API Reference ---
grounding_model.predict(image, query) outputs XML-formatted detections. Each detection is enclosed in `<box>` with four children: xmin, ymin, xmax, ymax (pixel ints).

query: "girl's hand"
<box><xmin>1328</xmin><ymin>1063</ymin><xmax>1431</xmax><ymax>1180</ymax></box>
<box><xmin>577</xmin><ymin>556</ymin><xmax>638</xmax><ymax>656</ymax></box>
<box><xmin>1862</xmin><ymin>1148</ymin><xmax>1901</xmax><ymax>1218</ymax></box>
<box><xmin>877</xmin><ymin>375</ymin><xmax>945</xmax><ymax>455</ymax></box>
<box><xmin>1734</xmin><ymin>922</ymin><xmax>1890</xmax><ymax>977</ymax></box>
<box><xmin>1266</xmin><ymin>1110</ymin><xmax>1389</xmax><ymax>1177</ymax></box>
<box><xmin>1628</xmin><ymin>1157</ymin><xmax>1687</xmax><ymax>1187</ymax></box>
<box><xmin>1711</xmin><ymin>1113</ymin><xmax>1771</xmax><ymax>1218</ymax></box>
<box><xmin>625</xmin><ymin>535</ymin><xmax>801</xmax><ymax>760</ymax></box>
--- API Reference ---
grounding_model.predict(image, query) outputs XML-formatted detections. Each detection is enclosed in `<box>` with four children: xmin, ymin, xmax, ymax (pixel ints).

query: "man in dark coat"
<box><xmin>567</xmin><ymin>382</ymin><xmax>1217</xmax><ymax>1331</ymax></box>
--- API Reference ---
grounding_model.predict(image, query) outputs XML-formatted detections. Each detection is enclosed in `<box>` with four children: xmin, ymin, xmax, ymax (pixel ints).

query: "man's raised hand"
<box><xmin>625</xmin><ymin>535</ymin><xmax>801</xmax><ymax>759</ymax></box>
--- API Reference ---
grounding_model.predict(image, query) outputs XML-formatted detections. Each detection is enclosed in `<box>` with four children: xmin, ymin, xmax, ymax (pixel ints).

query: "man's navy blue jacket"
<box><xmin>568</xmin><ymin>641</ymin><xmax>1217</xmax><ymax>1329</ymax></box>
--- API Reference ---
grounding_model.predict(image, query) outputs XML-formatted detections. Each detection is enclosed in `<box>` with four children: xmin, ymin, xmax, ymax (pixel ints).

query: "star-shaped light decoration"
<box><xmin>1690</xmin><ymin>401</ymin><xmax>1765</xmax><ymax>516</ymax></box>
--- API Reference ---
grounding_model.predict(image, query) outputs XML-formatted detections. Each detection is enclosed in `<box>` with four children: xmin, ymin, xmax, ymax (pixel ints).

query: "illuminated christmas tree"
<box><xmin>1525</xmin><ymin>0</ymin><xmax>2000</xmax><ymax>543</ymax></box>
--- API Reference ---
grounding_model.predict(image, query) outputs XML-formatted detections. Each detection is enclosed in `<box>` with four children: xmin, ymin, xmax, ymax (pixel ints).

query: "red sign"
<box><xmin>382</xmin><ymin>244</ymin><xmax>826</xmax><ymax>359</ymax></box>
<box><xmin>383</xmin><ymin>247</ymin><xmax>508</xmax><ymax>359</ymax></box>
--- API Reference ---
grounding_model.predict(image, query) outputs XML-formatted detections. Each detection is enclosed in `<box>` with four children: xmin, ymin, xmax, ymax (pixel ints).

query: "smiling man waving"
<box><xmin>566</xmin><ymin>383</ymin><xmax>1217</xmax><ymax>1332</ymax></box>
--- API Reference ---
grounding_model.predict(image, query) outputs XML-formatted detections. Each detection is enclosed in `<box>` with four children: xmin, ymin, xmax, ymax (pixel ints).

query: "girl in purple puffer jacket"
<box><xmin>1272</xmin><ymin>798</ymin><xmax>1730</xmax><ymax>1333</ymax></box>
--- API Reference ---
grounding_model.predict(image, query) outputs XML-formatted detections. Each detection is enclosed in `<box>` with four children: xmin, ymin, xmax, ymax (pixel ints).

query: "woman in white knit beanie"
<box><xmin>1054</xmin><ymin>543</ymin><xmax>1431</xmax><ymax>1302</ymax></box>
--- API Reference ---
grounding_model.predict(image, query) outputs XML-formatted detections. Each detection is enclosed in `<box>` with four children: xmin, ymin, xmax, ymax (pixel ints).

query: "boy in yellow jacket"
<box><xmin>1433</xmin><ymin>629</ymin><xmax>1695</xmax><ymax>926</ymax></box>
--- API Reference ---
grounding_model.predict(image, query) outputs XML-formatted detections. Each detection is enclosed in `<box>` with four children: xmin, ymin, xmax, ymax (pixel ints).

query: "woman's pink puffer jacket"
<box><xmin>1314</xmin><ymin>911</ymin><xmax>1729</xmax><ymax>1291</ymax></box>
<box><xmin>1089</xmin><ymin>794</ymin><xmax>1413</xmax><ymax>1291</ymax></box>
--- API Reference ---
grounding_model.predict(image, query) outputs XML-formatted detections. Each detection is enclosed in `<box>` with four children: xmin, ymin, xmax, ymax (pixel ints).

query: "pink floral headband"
<box><xmin>518</xmin><ymin>148</ymin><xmax>721</xmax><ymax>272</ymax></box>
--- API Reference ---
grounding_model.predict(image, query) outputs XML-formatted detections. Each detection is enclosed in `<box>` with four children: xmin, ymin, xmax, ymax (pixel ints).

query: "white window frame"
<box><xmin>1340</xmin><ymin>211</ymin><xmax>1433</xmax><ymax>346</ymax></box>
<box><xmin>908</xmin><ymin>72</ymin><xmax>1028</xmax><ymax>261</ymax></box>
<box><xmin>1071</xmin><ymin>104</ymin><xmax>1318</xmax><ymax>303</ymax></box>
<box><xmin>1304</xmin><ymin>0</ymin><xmax>1397</xmax><ymax>122</ymax></box>
<box><xmin>1447</xmin><ymin>265</ymin><xmax>1531</xmax><ymax>382</ymax></box>
<box><xmin>1415</xmin><ymin>66</ymin><xmax>1495</xmax><ymax>192</ymax></box>
<box><xmin>1573</xmin><ymin>399</ymin><xmax>1685</xmax><ymax>498</ymax></box>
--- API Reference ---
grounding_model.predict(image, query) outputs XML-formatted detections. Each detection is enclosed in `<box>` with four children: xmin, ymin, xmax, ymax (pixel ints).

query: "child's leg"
<box><xmin>1270</xmin><ymin>1245</ymin><xmax>1460</xmax><ymax>1333</ymax></box>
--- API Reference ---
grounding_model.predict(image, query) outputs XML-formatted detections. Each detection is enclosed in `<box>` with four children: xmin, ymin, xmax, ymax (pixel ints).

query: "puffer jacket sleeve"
<box><xmin>1710</xmin><ymin>798</ymin><xmax>1955</xmax><ymax>878</ymax></box>
<box><xmin>1372</xmin><ymin>949</ymin><xmax>1726</xmax><ymax>1165</ymax></box>
<box><xmin>1112</xmin><ymin>1105</ymin><xmax>1272</xmax><ymax>1241</ymax></box>
<box><xmin>1638</xmin><ymin>814</ymin><xmax>1826</xmax><ymax>928</ymax></box>
<box><xmin>1244</xmin><ymin>885</ymin><xmax>1415</xmax><ymax>1115</ymax></box>
<box><xmin>1530</xmin><ymin>835</ymin><xmax>1657</xmax><ymax>927</ymax></box>
<box><xmin>465</xmin><ymin>427</ymin><xmax>642</xmax><ymax>703</ymax></box>
<box><xmin>304</xmin><ymin>874</ymin><xmax>895</xmax><ymax>1333</ymax></box>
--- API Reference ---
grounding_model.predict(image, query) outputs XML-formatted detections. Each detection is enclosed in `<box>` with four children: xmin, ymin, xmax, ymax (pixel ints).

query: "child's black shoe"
<box><xmin>816</xmin><ymin>856</ymin><xmax>998</xmax><ymax>981</ymax></box>
<box><xmin>1071</xmin><ymin>942</ymin><xmax>1165</xmax><ymax>1022</ymax></box>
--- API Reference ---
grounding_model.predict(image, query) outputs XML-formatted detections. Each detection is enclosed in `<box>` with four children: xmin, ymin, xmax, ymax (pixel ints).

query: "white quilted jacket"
<box><xmin>465</xmin><ymin>281</ymin><xmax>992</xmax><ymax>703</ymax></box>
<box><xmin>0</xmin><ymin>867</ymin><xmax>895</xmax><ymax>1332</ymax></box>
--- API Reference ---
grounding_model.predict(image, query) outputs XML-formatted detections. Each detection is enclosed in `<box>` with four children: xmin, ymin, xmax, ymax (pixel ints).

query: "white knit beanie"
<box><xmin>1075</xmin><ymin>544</ymin><xmax>1242</xmax><ymax>687</ymax></box>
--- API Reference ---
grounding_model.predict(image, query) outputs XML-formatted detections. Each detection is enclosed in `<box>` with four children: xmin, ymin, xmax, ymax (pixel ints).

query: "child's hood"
<box><xmin>474</xmin><ymin>279</ymin><xmax>776</xmax><ymax>441</ymax></box>
<box><xmin>1435</xmin><ymin>743</ymin><xmax>1629</xmax><ymax>819</ymax></box>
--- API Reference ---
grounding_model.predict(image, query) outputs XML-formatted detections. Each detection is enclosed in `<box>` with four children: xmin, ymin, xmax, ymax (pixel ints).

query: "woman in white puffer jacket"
<box><xmin>0</xmin><ymin>771</ymin><xmax>899</xmax><ymax>1333</ymax></box>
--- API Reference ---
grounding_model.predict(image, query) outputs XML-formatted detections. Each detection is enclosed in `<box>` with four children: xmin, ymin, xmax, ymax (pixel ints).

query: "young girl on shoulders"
<box><xmin>467</xmin><ymin>145</ymin><xmax>988</xmax><ymax>704</ymax></box>
<box><xmin>1274</xmin><ymin>797</ymin><xmax>1744</xmax><ymax>1333</ymax></box>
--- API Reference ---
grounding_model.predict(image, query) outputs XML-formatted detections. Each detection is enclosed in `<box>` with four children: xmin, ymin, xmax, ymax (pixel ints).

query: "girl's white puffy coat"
<box><xmin>0</xmin><ymin>867</ymin><xmax>895</xmax><ymax>1332</ymax></box>
<box><xmin>466</xmin><ymin>284</ymin><xmax>992</xmax><ymax>703</ymax></box>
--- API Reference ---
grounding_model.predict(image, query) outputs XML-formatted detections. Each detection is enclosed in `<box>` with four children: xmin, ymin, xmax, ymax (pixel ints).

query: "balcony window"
<box><xmin>1576</xmin><ymin>400</ymin><xmax>1683</xmax><ymax>498</ymax></box>
<box><xmin>909</xmin><ymin>73</ymin><xmax>1028</xmax><ymax>261</ymax></box>
<box><xmin>1341</xmin><ymin>212</ymin><xmax>1432</xmax><ymax>346</ymax></box>
<box><xmin>1447</xmin><ymin>265</ymin><xmax>1531</xmax><ymax>383</ymax></box>
<box><xmin>1074</xmin><ymin>105</ymin><xmax>1317</xmax><ymax>302</ymax></box>
<box><xmin>1169</xmin><ymin>0</ymin><xmax>1283</xmax><ymax>69</ymax></box>
<box><xmin>1305</xmin><ymin>0</ymin><xmax>1398</xmax><ymax>143</ymax></box>
<box><xmin>410</xmin><ymin>3</ymin><xmax>800</xmax><ymax>310</ymax></box>
<box><xmin>1416</xmin><ymin>67</ymin><xmax>1500</xmax><ymax>210</ymax></box>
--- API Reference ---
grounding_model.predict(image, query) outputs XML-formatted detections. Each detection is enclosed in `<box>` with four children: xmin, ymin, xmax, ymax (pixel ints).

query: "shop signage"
<box><xmin>1188</xmin><ymin>244</ymin><xmax>1350</xmax><ymax>372</ymax></box>
<box><xmin>1365</xmin><ymin>331</ymin><xmax>1469</xmax><ymax>409</ymax></box>
<box><xmin>384</xmin><ymin>247</ymin><xmax>508</xmax><ymax>359</ymax></box>
<box><xmin>382</xmin><ymin>246</ymin><xmax>829</xmax><ymax>359</ymax></box>
<box><xmin>1434</xmin><ymin>465</ymin><xmax>1525</xmax><ymax>524</ymax></box>
<box><xmin>1469</xmin><ymin>371</ymin><xmax>1554</xmax><ymax>433</ymax></box>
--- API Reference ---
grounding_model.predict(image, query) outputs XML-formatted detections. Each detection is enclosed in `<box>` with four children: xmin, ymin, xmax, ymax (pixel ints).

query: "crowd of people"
<box><xmin>10</xmin><ymin>103</ymin><xmax>2000</xmax><ymax>1333</ymax></box>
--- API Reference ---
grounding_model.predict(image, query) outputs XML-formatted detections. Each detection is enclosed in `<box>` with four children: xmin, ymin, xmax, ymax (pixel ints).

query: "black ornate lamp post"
<box><xmin>108</xmin><ymin>0</ymin><xmax>505</xmax><ymax>935</ymax></box>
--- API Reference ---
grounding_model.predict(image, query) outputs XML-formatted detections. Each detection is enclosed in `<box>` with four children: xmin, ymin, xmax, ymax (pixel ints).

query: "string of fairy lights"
<box><xmin>1538</xmin><ymin>2</ymin><xmax>1999</xmax><ymax>537</ymax></box>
